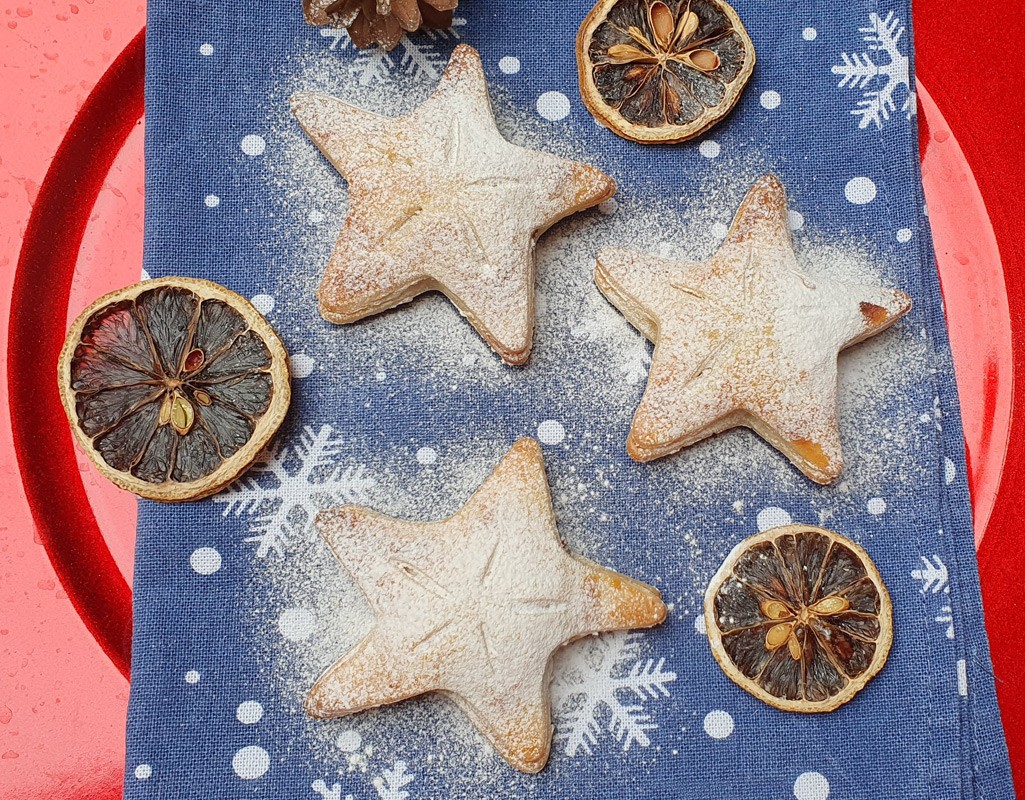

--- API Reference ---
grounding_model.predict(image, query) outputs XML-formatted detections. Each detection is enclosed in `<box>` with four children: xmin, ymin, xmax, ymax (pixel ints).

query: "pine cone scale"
<box><xmin>418</xmin><ymin>2</ymin><xmax>454</xmax><ymax>29</ymax></box>
<box><xmin>303</xmin><ymin>0</ymin><xmax>457</xmax><ymax>50</ymax></box>
<box><xmin>391</xmin><ymin>0</ymin><xmax>422</xmax><ymax>31</ymax></box>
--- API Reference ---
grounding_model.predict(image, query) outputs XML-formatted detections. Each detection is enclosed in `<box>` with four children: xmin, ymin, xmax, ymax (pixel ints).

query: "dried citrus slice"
<box><xmin>577</xmin><ymin>0</ymin><xmax>755</xmax><ymax>143</ymax></box>
<box><xmin>704</xmin><ymin>524</ymin><xmax>892</xmax><ymax>712</ymax></box>
<box><xmin>57</xmin><ymin>277</ymin><xmax>291</xmax><ymax>502</ymax></box>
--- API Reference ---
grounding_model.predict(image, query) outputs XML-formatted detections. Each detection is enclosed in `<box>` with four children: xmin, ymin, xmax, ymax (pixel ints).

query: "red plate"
<box><xmin>2</xmin><ymin>3</ymin><xmax>1023</xmax><ymax>797</ymax></box>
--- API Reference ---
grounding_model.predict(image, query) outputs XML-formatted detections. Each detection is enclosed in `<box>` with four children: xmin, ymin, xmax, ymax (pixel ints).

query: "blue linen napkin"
<box><xmin>126</xmin><ymin>1</ymin><xmax>1015</xmax><ymax>797</ymax></box>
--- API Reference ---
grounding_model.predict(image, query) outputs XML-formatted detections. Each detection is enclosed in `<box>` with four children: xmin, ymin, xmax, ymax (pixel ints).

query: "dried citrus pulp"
<box><xmin>58</xmin><ymin>277</ymin><xmax>291</xmax><ymax>502</ymax></box>
<box><xmin>577</xmin><ymin>0</ymin><xmax>755</xmax><ymax>143</ymax></box>
<box><xmin>704</xmin><ymin>525</ymin><xmax>892</xmax><ymax>712</ymax></box>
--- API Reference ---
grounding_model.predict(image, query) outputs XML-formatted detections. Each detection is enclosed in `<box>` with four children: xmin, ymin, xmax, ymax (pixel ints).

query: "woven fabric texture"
<box><xmin>125</xmin><ymin>1</ymin><xmax>1014</xmax><ymax>797</ymax></box>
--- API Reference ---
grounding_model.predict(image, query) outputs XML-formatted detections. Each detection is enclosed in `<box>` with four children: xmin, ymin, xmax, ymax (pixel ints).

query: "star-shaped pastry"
<box><xmin>307</xmin><ymin>438</ymin><xmax>666</xmax><ymax>772</ymax></box>
<box><xmin>595</xmin><ymin>174</ymin><xmax>912</xmax><ymax>483</ymax></box>
<box><xmin>291</xmin><ymin>45</ymin><xmax>617</xmax><ymax>365</ymax></box>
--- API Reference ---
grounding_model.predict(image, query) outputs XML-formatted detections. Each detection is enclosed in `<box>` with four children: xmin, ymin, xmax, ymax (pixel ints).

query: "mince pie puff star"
<box><xmin>306</xmin><ymin>438</ymin><xmax>666</xmax><ymax>773</ymax></box>
<box><xmin>291</xmin><ymin>44</ymin><xmax>617</xmax><ymax>365</ymax></box>
<box><xmin>595</xmin><ymin>174</ymin><xmax>911</xmax><ymax>483</ymax></box>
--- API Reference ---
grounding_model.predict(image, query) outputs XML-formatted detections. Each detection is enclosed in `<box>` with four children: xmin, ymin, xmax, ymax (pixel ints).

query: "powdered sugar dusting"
<box><xmin>287</xmin><ymin>45</ymin><xmax>613</xmax><ymax>364</ymax></box>
<box><xmin>246</xmin><ymin>37</ymin><xmax>934</xmax><ymax>790</ymax></box>
<box><xmin>304</xmin><ymin>439</ymin><xmax>663</xmax><ymax>773</ymax></box>
<box><xmin>595</xmin><ymin>175</ymin><xmax>910</xmax><ymax>481</ymax></box>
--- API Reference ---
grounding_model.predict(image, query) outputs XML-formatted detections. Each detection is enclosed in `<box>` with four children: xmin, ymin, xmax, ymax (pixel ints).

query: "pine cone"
<box><xmin>303</xmin><ymin>0</ymin><xmax>458</xmax><ymax>50</ymax></box>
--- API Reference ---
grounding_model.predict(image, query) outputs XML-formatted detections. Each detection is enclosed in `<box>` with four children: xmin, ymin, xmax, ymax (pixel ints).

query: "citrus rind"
<box><xmin>57</xmin><ymin>277</ymin><xmax>291</xmax><ymax>502</ymax></box>
<box><xmin>576</xmin><ymin>0</ymin><xmax>756</xmax><ymax>144</ymax></box>
<box><xmin>704</xmin><ymin>524</ymin><xmax>893</xmax><ymax>713</ymax></box>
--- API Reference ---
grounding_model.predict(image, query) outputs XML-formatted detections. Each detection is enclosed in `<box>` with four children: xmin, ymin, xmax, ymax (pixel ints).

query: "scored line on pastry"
<box><xmin>306</xmin><ymin>437</ymin><xmax>666</xmax><ymax>772</ymax></box>
<box><xmin>291</xmin><ymin>45</ymin><xmax>617</xmax><ymax>365</ymax></box>
<box><xmin>595</xmin><ymin>174</ymin><xmax>912</xmax><ymax>483</ymax></box>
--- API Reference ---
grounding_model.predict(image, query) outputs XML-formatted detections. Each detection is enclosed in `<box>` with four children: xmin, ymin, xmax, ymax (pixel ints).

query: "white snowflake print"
<box><xmin>214</xmin><ymin>424</ymin><xmax>376</xmax><ymax>557</ymax></box>
<box><xmin>911</xmin><ymin>555</ymin><xmax>949</xmax><ymax>594</ymax></box>
<box><xmin>311</xmin><ymin>779</ymin><xmax>350</xmax><ymax>800</ymax></box>
<box><xmin>552</xmin><ymin>632</ymin><xmax>676</xmax><ymax>757</ymax></box>
<box><xmin>619</xmin><ymin>344</ymin><xmax>652</xmax><ymax>385</ymax></box>
<box><xmin>918</xmin><ymin>396</ymin><xmax>943</xmax><ymax>431</ymax></box>
<box><xmin>911</xmin><ymin>552</ymin><xmax>954</xmax><ymax>639</ymax></box>
<box><xmin>571</xmin><ymin>312</ymin><xmax>651</xmax><ymax>385</ymax></box>
<box><xmin>319</xmin><ymin>19</ymin><xmax>466</xmax><ymax>86</ymax></box>
<box><xmin>373</xmin><ymin>761</ymin><xmax>414</xmax><ymax>800</ymax></box>
<box><xmin>831</xmin><ymin>11</ymin><xmax>915</xmax><ymax>129</ymax></box>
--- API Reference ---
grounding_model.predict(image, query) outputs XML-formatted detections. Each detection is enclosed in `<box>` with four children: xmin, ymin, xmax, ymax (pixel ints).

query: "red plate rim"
<box><xmin>7</xmin><ymin>27</ymin><xmax>144</xmax><ymax>679</ymax></box>
<box><xmin>7</xmin><ymin>25</ymin><xmax>1023</xmax><ymax>783</ymax></box>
